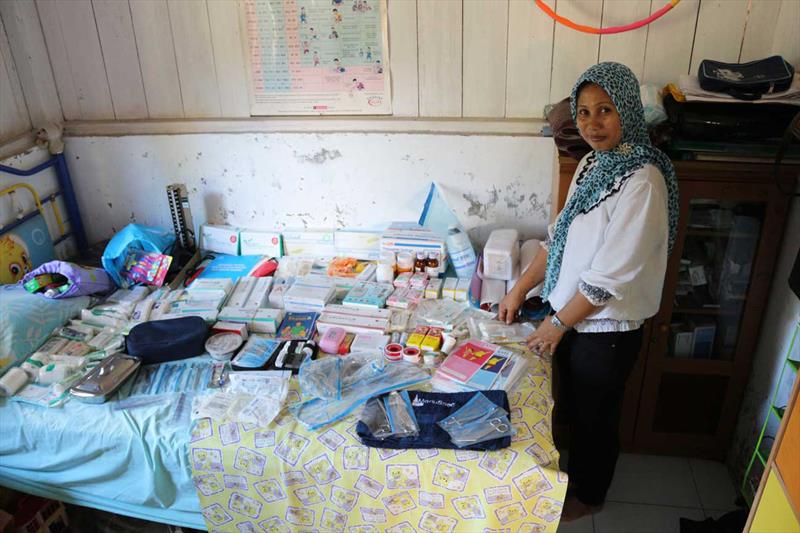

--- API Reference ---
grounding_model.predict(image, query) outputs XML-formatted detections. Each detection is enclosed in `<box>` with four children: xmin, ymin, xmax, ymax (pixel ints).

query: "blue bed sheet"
<box><xmin>0</xmin><ymin>392</ymin><xmax>204</xmax><ymax>529</ymax></box>
<box><xmin>0</xmin><ymin>284</ymin><xmax>89</xmax><ymax>376</ymax></box>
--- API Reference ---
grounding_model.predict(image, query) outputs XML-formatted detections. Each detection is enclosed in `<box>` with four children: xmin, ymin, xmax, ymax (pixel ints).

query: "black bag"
<box><xmin>127</xmin><ymin>316</ymin><xmax>208</xmax><ymax>364</ymax></box>
<box><xmin>698</xmin><ymin>56</ymin><xmax>795</xmax><ymax>100</ymax></box>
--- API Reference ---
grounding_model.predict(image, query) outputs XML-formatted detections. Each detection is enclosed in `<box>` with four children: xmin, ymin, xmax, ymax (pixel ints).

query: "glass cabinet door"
<box><xmin>667</xmin><ymin>199</ymin><xmax>765</xmax><ymax>361</ymax></box>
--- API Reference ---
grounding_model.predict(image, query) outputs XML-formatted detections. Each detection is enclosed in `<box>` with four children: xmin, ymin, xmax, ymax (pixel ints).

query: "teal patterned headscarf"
<box><xmin>541</xmin><ymin>62</ymin><xmax>679</xmax><ymax>302</ymax></box>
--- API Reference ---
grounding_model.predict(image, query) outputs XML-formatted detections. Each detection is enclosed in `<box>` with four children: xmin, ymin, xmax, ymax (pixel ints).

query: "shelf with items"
<box><xmin>741</xmin><ymin>319</ymin><xmax>799</xmax><ymax>505</ymax></box>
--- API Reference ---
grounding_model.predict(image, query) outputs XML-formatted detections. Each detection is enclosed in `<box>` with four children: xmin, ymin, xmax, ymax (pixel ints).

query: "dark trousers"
<box><xmin>556</xmin><ymin>327</ymin><xmax>643</xmax><ymax>506</ymax></box>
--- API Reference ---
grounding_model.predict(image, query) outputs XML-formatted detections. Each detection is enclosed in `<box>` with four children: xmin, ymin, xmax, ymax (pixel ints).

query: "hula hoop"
<box><xmin>535</xmin><ymin>0</ymin><xmax>681</xmax><ymax>35</ymax></box>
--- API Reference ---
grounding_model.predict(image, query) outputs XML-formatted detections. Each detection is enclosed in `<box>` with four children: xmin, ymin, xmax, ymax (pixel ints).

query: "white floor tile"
<box><xmin>606</xmin><ymin>454</ymin><xmax>701</xmax><ymax>508</ymax></box>
<box><xmin>689</xmin><ymin>459</ymin><xmax>739</xmax><ymax>511</ymax></box>
<box><xmin>557</xmin><ymin>514</ymin><xmax>594</xmax><ymax>533</ymax></box>
<box><xmin>594</xmin><ymin>502</ymin><xmax>704</xmax><ymax>533</ymax></box>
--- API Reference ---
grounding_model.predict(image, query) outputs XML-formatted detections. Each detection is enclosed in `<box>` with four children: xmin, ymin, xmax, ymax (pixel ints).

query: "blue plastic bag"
<box><xmin>102</xmin><ymin>224</ymin><xmax>176</xmax><ymax>287</ymax></box>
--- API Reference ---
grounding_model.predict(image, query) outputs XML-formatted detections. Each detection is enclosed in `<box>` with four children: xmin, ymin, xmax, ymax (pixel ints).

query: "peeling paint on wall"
<box><xmin>62</xmin><ymin>133</ymin><xmax>556</xmax><ymax>247</ymax></box>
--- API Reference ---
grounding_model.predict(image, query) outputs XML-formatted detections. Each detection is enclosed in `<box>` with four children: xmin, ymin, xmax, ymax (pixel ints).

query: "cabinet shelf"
<box><xmin>673</xmin><ymin>307</ymin><xmax>741</xmax><ymax>316</ymax></box>
<box><xmin>686</xmin><ymin>228</ymin><xmax>759</xmax><ymax>239</ymax></box>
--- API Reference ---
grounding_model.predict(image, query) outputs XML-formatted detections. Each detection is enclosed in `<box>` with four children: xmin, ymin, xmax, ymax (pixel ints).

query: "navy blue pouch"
<box><xmin>357</xmin><ymin>389</ymin><xmax>511</xmax><ymax>451</ymax></box>
<box><xmin>126</xmin><ymin>316</ymin><xmax>208</xmax><ymax>365</ymax></box>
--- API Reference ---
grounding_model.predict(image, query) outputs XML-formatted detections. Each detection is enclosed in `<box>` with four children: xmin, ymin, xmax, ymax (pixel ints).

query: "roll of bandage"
<box><xmin>402</xmin><ymin>346</ymin><xmax>421</xmax><ymax>364</ymax></box>
<box><xmin>0</xmin><ymin>368</ymin><xmax>30</xmax><ymax>396</ymax></box>
<box><xmin>384</xmin><ymin>343</ymin><xmax>403</xmax><ymax>362</ymax></box>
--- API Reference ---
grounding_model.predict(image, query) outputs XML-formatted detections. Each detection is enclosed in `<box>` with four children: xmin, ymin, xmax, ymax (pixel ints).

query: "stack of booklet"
<box><xmin>431</xmin><ymin>339</ymin><xmax>529</xmax><ymax>393</ymax></box>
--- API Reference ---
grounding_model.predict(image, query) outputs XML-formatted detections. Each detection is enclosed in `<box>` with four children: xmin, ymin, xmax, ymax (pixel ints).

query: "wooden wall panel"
<box><xmin>690</xmin><ymin>0</ymin><xmax>749</xmax><ymax>75</ymax></box>
<box><xmin>38</xmin><ymin>0</ymin><xmax>115</xmax><ymax>120</ymax></box>
<box><xmin>92</xmin><ymin>0</ymin><xmax>148</xmax><ymax>119</ymax></box>
<box><xmin>462</xmin><ymin>0</ymin><xmax>508</xmax><ymax>117</ymax></box>
<box><xmin>0</xmin><ymin>16</ymin><xmax>31</xmax><ymax>139</ymax></box>
<box><xmin>598</xmin><ymin>0</ymin><xmax>651</xmax><ymax>82</ymax></box>
<box><xmin>505</xmin><ymin>0</ymin><xmax>555</xmax><ymax>118</ymax></box>
<box><xmin>1</xmin><ymin>0</ymin><xmax>794</xmax><ymax>125</ymax></box>
<box><xmin>550</xmin><ymin>0</ymin><xmax>602</xmax><ymax>102</ymax></box>
<box><xmin>167</xmin><ymin>0</ymin><xmax>222</xmax><ymax>117</ymax></box>
<box><xmin>387</xmin><ymin>0</ymin><xmax>418</xmax><ymax>117</ymax></box>
<box><xmin>130</xmin><ymin>0</ymin><xmax>184</xmax><ymax>118</ymax></box>
<box><xmin>417</xmin><ymin>0</ymin><xmax>462</xmax><ymax>117</ymax></box>
<box><xmin>208</xmin><ymin>0</ymin><xmax>250</xmax><ymax>117</ymax></box>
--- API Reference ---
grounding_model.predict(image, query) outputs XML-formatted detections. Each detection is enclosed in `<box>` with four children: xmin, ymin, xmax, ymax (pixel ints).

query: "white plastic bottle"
<box><xmin>446</xmin><ymin>225</ymin><xmax>477</xmax><ymax>279</ymax></box>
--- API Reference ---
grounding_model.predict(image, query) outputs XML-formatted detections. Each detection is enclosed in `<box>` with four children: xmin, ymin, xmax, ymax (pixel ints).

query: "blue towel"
<box><xmin>357</xmin><ymin>389</ymin><xmax>511</xmax><ymax>451</ymax></box>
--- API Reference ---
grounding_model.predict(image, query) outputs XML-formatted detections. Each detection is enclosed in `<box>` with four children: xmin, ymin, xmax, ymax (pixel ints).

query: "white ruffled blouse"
<box><xmin>543</xmin><ymin>152</ymin><xmax>670</xmax><ymax>333</ymax></box>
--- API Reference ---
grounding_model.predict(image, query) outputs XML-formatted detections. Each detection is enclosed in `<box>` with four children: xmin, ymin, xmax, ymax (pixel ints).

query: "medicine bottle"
<box><xmin>426</xmin><ymin>252</ymin><xmax>439</xmax><ymax>275</ymax></box>
<box><xmin>414</xmin><ymin>252</ymin><xmax>427</xmax><ymax>273</ymax></box>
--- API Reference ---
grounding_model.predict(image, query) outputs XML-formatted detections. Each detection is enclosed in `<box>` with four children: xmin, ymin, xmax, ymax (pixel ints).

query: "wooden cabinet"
<box><xmin>556</xmin><ymin>156</ymin><xmax>793</xmax><ymax>458</ymax></box>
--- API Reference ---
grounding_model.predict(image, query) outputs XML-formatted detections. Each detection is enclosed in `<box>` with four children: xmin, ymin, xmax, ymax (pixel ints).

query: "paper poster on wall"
<box><xmin>243</xmin><ymin>0</ymin><xmax>391</xmax><ymax>115</ymax></box>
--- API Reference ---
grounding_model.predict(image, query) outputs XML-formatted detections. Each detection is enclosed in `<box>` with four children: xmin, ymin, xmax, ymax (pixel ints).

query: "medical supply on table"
<box><xmin>56</xmin><ymin>324</ymin><xmax>95</xmax><ymax>343</ymax></box>
<box><xmin>277</xmin><ymin>312</ymin><xmax>317</xmax><ymax>340</ymax></box>
<box><xmin>420</xmin><ymin>327</ymin><xmax>444</xmax><ymax>352</ymax></box>
<box><xmin>205</xmin><ymin>333</ymin><xmax>244</xmax><ymax>361</ymax></box>
<box><xmin>0</xmin><ymin>367</ymin><xmax>29</xmax><ymax>396</ymax></box>
<box><xmin>384</xmin><ymin>343</ymin><xmax>403</xmax><ymax>362</ymax></box>
<box><xmin>446</xmin><ymin>225</ymin><xmax>477</xmax><ymax>279</ymax></box>
<box><xmin>414</xmin><ymin>252</ymin><xmax>427</xmax><ymax>273</ymax></box>
<box><xmin>350</xmin><ymin>334</ymin><xmax>389</xmax><ymax>354</ymax></box>
<box><xmin>127</xmin><ymin>359</ymin><xmax>215</xmax><ymax>396</ymax></box>
<box><xmin>290</xmin><ymin>356</ymin><xmax>429</xmax><ymax>430</ymax></box>
<box><xmin>320</xmin><ymin>327</ymin><xmax>347</xmax><ymax>353</ymax></box>
<box><xmin>442</xmin><ymin>277</ymin><xmax>458</xmax><ymax>299</ymax></box>
<box><xmin>317</xmin><ymin>309</ymin><xmax>389</xmax><ymax>335</ymax></box>
<box><xmin>402</xmin><ymin>346</ymin><xmax>421</xmax><ymax>364</ymax></box>
<box><xmin>69</xmin><ymin>353</ymin><xmax>141</xmax><ymax>404</ymax></box>
<box><xmin>271</xmin><ymin>340</ymin><xmax>317</xmax><ymax>374</ymax></box>
<box><xmin>243</xmin><ymin>276</ymin><xmax>273</xmax><ymax>308</ymax></box>
<box><xmin>81</xmin><ymin>306</ymin><xmax>129</xmax><ymax>329</ymax></box>
<box><xmin>386</xmin><ymin>287</ymin><xmax>422</xmax><ymax>309</ymax></box>
<box><xmin>409</xmin><ymin>272</ymin><xmax>429</xmax><ymax>289</ymax></box>
<box><xmin>188</xmin><ymin>277</ymin><xmax>234</xmax><ymax>301</ymax></box>
<box><xmin>423</xmin><ymin>352</ymin><xmax>440</xmax><ymax>368</ymax></box>
<box><xmin>343</xmin><ymin>281</ymin><xmax>394</xmax><ymax>308</ymax></box>
<box><xmin>55</xmin><ymin>340</ymin><xmax>92</xmax><ymax>357</ymax></box>
<box><xmin>406</xmin><ymin>326</ymin><xmax>429</xmax><ymax>348</ymax></box>
<box><xmin>226</xmin><ymin>276</ymin><xmax>256</xmax><ymax>307</ymax></box>
<box><xmin>441</xmin><ymin>333</ymin><xmax>458</xmax><ymax>355</ymax></box>
<box><xmin>210</xmin><ymin>361</ymin><xmax>227</xmax><ymax>388</ymax></box>
<box><xmin>268</xmin><ymin>281</ymin><xmax>289</xmax><ymax>308</ymax></box>
<box><xmin>250</xmin><ymin>308</ymin><xmax>283</xmax><ymax>333</ymax></box>
<box><xmin>338</xmin><ymin>333</ymin><xmax>356</xmax><ymax>354</ymax></box>
<box><xmin>357</xmin><ymin>389</ymin><xmax>512</xmax><ymax>451</ymax></box>
<box><xmin>283</xmin><ymin>278</ymin><xmax>335</xmax><ymax>313</ymax></box>
<box><xmin>467</xmin><ymin>317</ymin><xmax>536</xmax><ymax>343</ymax></box>
<box><xmin>200</xmin><ymin>224</ymin><xmax>240</xmax><ymax>255</ymax></box>
<box><xmin>392</xmin><ymin>272</ymin><xmax>413</xmax><ymax>288</ymax></box>
<box><xmin>226</xmin><ymin>370</ymin><xmax>291</xmax><ymax>396</ymax></box>
<box><xmin>130</xmin><ymin>299</ymin><xmax>154</xmax><ymax>325</ymax></box>
<box><xmin>231</xmin><ymin>335</ymin><xmax>281</xmax><ymax>371</ymax></box>
<box><xmin>483</xmin><ymin>229</ymin><xmax>520</xmax><ymax>281</ymax></box>
<box><xmin>413</xmin><ymin>299</ymin><xmax>467</xmax><ymax>330</ymax></box>
<box><xmin>395</xmin><ymin>252</ymin><xmax>414</xmax><ymax>274</ymax></box>
<box><xmin>21</xmin><ymin>353</ymin><xmax>51</xmax><ymax>378</ymax></box>
<box><xmin>424</xmin><ymin>278</ymin><xmax>442</xmax><ymax>299</ymax></box>
<box><xmin>108</xmin><ymin>285</ymin><xmax>152</xmax><ymax>304</ymax></box>
<box><xmin>455</xmin><ymin>278</ymin><xmax>470</xmax><ymax>302</ymax></box>
<box><xmin>211</xmin><ymin>321</ymin><xmax>248</xmax><ymax>339</ymax></box>
<box><xmin>438</xmin><ymin>392</ymin><xmax>515</xmax><ymax>447</ymax></box>
<box><xmin>426</xmin><ymin>251</ymin><xmax>441</xmax><ymax>276</ymax></box>
<box><xmin>360</xmin><ymin>390</ymin><xmax>419</xmax><ymax>439</ymax></box>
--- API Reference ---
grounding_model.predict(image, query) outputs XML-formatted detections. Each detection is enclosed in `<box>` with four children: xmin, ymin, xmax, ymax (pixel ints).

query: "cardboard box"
<box><xmin>334</xmin><ymin>228</ymin><xmax>384</xmax><ymax>260</ymax></box>
<box><xmin>425</xmin><ymin>278</ymin><xmax>443</xmax><ymax>299</ymax></box>
<box><xmin>240</xmin><ymin>229</ymin><xmax>283</xmax><ymax>257</ymax></box>
<box><xmin>187</xmin><ymin>278</ymin><xmax>234</xmax><ymax>301</ymax></box>
<box><xmin>282</xmin><ymin>228</ymin><xmax>336</xmax><ymax>257</ymax></box>
<box><xmin>442</xmin><ymin>277</ymin><xmax>458</xmax><ymax>300</ymax></box>
<box><xmin>316</xmin><ymin>312</ymin><xmax>389</xmax><ymax>334</ymax></box>
<box><xmin>380</xmin><ymin>222</ymin><xmax>447</xmax><ymax>261</ymax></box>
<box><xmin>201</xmin><ymin>224</ymin><xmax>240</xmax><ymax>255</ymax></box>
<box><xmin>226</xmin><ymin>277</ymin><xmax>256</xmax><ymax>308</ymax></box>
<box><xmin>455</xmin><ymin>278</ymin><xmax>470</xmax><ymax>302</ymax></box>
<box><xmin>251</xmin><ymin>308</ymin><xmax>284</xmax><ymax>334</ymax></box>
<box><xmin>324</xmin><ymin>303</ymin><xmax>393</xmax><ymax>320</ymax></box>
<box><xmin>218</xmin><ymin>306</ymin><xmax>257</xmax><ymax>324</ymax></box>
<box><xmin>243</xmin><ymin>276</ymin><xmax>274</xmax><ymax>308</ymax></box>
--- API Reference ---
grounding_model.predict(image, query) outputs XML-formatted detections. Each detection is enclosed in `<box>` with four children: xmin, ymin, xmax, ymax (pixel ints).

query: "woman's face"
<box><xmin>576</xmin><ymin>83</ymin><xmax>622</xmax><ymax>152</ymax></box>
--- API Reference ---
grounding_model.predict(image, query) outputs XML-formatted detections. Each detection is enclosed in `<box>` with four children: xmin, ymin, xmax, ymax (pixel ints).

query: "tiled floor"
<box><xmin>557</xmin><ymin>453</ymin><xmax>744</xmax><ymax>533</ymax></box>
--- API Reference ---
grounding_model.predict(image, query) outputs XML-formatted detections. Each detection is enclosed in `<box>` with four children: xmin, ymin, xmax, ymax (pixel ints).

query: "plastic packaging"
<box><xmin>380</xmin><ymin>391</ymin><xmax>419</xmax><ymax>438</ymax></box>
<box><xmin>290</xmin><ymin>359</ymin><xmax>429</xmax><ymax>430</ymax></box>
<box><xmin>438</xmin><ymin>392</ymin><xmax>514</xmax><ymax>447</ymax></box>
<box><xmin>446</xmin><ymin>225</ymin><xmax>477</xmax><ymax>279</ymax></box>
<box><xmin>298</xmin><ymin>351</ymin><xmax>385</xmax><ymax>400</ymax></box>
<box><xmin>467</xmin><ymin>317</ymin><xmax>536</xmax><ymax>343</ymax></box>
<box><xmin>396</xmin><ymin>252</ymin><xmax>414</xmax><ymax>274</ymax></box>
<box><xmin>482</xmin><ymin>229</ymin><xmax>520</xmax><ymax>281</ymax></box>
<box><xmin>413</xmin><ymin>299</ymin><xmax>467</xmax><ymax>330</ymax></box>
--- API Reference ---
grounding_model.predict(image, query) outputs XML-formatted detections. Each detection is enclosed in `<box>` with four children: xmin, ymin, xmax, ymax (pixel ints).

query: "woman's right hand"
<box><xmin>498</xmin><ymin>289</ymin><xmax>525</xmax><ymax>324</ymax></box>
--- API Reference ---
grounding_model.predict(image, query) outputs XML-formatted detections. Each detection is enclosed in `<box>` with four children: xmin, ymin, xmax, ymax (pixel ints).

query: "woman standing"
<box><xmin>499</xmin><ymin>62</ymin><xmax>679</xmax><ymax>521</ymax></box>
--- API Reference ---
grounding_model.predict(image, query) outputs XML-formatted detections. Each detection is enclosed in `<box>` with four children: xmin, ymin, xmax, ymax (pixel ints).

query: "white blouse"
<box><xmin>543</xmin><ymin>153</ymin><xmax>670</xmax><ymax>333</ymax></box>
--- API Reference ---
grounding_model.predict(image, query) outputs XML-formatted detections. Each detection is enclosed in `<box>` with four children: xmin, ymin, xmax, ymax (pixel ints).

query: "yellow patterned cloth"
<box><xmin>188</xmin><ymin>352</ymin><xmax>566</xmax><ymax>532</ymax></box>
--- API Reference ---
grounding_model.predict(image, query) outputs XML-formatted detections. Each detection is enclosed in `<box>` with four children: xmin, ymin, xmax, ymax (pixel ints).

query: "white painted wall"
<box><xmin>63</xmin><ymin>133</ymin><xmax>557</xmax><ymax>246</ymax></box>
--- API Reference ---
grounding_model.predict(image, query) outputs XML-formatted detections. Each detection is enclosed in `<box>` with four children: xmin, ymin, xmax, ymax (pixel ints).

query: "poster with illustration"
<box><xmin>244</xmin><ymin>0</ymin><xmax>391</xmax><ymax>114</ymax></box>
<box><xmin>0</xmin><ymin>215</ymin><xmax>55</xmax><ymax>284</ymax></box>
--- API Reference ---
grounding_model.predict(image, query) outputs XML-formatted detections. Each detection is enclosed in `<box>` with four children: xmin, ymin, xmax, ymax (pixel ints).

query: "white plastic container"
<box><xmin>483</xmin><ymin>229</ymin><xmax>520</xmax><ymax>281</ymax></box>
<box><xmin>445</xmin><ymin>226</ymin><xmax>477</xmax><ymax>279</ymax></box>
